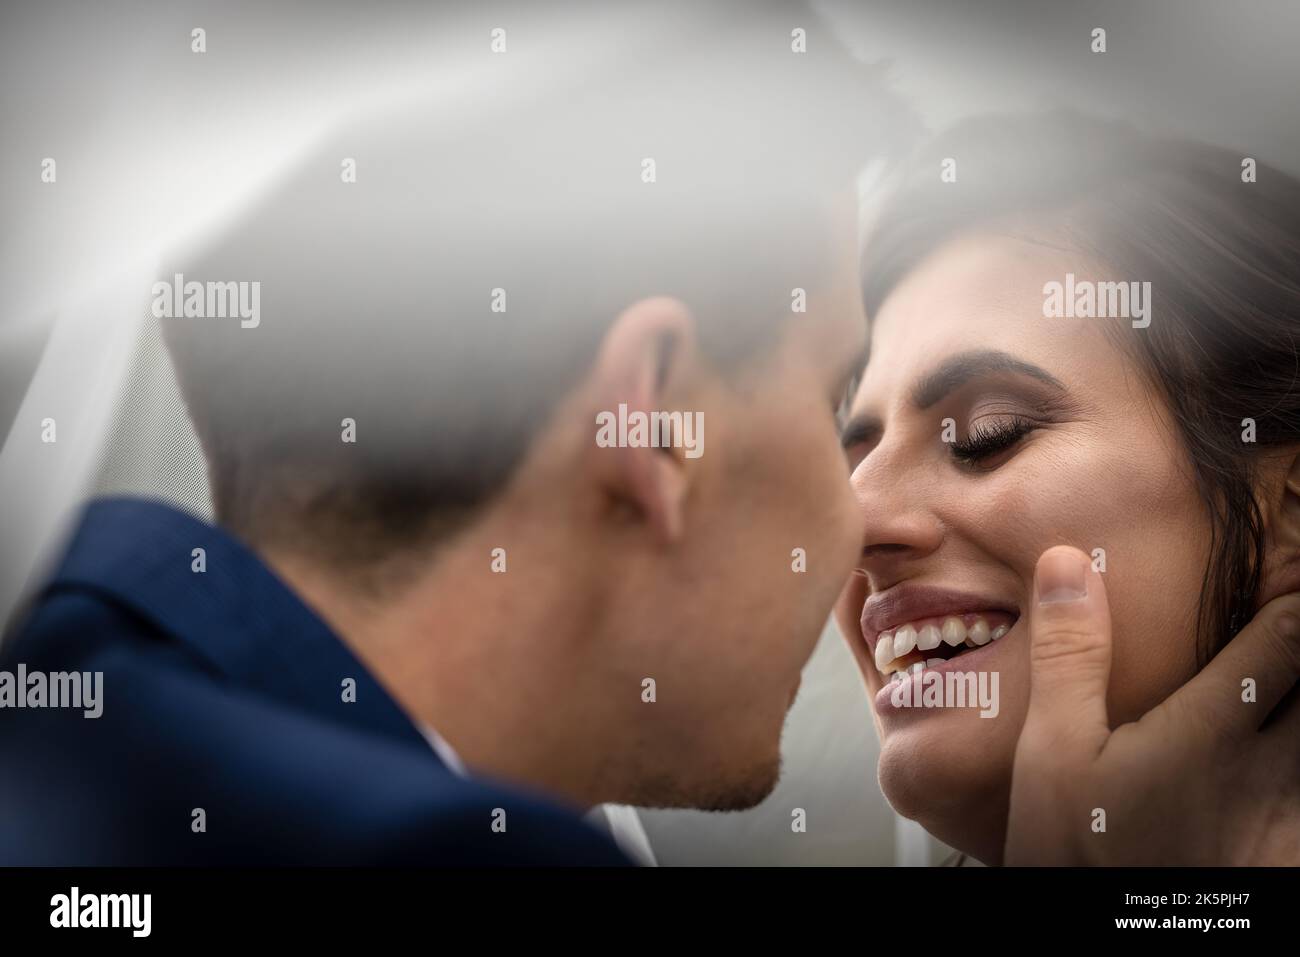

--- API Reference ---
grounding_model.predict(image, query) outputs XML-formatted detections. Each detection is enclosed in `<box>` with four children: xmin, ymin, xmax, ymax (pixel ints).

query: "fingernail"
<box><xmin>1038</xmin><ymin>550</ymin><xmax>1088</xmax><ymax>604</ymax></box>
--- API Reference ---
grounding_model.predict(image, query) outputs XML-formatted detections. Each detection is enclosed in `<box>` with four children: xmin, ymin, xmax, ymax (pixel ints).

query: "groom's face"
<box><xmin>616</xmin><ymin>210</ymin><xmax>868</xmax><ymax>811</ymax></box>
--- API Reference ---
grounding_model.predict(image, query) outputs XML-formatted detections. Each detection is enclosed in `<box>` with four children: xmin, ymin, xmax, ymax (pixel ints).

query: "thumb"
<box><xmin>1021</xmin><ymin>546</ymin><xmax>1113</xmax><ymax>767</ymax></box>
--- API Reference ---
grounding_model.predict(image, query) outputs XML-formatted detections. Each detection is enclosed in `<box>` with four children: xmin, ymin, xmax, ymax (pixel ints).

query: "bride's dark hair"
<box><xmin>859</xmin><ymin>111</ymin><xmax>1300</xmax><ymax>665</ymax></box>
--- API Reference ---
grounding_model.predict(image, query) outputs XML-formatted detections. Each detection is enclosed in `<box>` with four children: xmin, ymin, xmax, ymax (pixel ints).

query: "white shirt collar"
<box><xmin>416</xmin><ymin>722</ymin><xmax>469</xmax><ymax>779</ymax></box>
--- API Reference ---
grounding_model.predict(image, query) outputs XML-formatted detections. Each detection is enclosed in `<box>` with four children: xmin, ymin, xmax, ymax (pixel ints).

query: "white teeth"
<box><xmin>893</xmin><ymin>625</ymin><xmax>918</xmax><ymax>659</ymax></box>
<box><xmin>874</xmin><ymin>614</ymin><xmax>1015</xmax><ymax>677</ymax></box>
<box><xmin>916</xmin><ymin>624</ymin><xmax>942</xmax><ymax>651</ymax></box>
<box><xmin>941</xmin><ymin>617</ymin><xmax>966</xmax><ymax>646</ymax></box>
<box><xmin>875</xmin><ymin>632</ymin><xmax>895</xmax><ymax>672</ymax></box>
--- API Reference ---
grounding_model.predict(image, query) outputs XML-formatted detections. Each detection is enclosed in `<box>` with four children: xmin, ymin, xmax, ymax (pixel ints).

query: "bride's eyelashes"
<box><xmin>949</xmin><ymin>415</ymin><xmax>1038</xmax><ymax>467</ymax></box>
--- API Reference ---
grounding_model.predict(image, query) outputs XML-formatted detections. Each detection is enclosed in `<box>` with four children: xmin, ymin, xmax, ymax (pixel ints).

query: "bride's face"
<box><xmin>834</xmin><ymin>232</ymin><xmax>1214</xmax><ymax>864</ymax></box>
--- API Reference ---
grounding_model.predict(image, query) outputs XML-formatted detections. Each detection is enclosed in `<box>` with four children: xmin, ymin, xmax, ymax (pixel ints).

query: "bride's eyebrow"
<box><xmin>911</xmin><ymin>349</ymin><xmax>1065</xmax><ymax>411</ymax></box>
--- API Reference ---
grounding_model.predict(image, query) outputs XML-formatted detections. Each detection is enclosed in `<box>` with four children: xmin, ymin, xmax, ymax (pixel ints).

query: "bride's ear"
<box><xmin>1260</xmin><ymin>449</ymin><xmax>1300</xmax><ymax>602</ymax></box>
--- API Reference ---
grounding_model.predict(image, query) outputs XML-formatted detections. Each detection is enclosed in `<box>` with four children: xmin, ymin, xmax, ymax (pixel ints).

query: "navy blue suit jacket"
<box><xmin>0</xmin><ymin>498</ymin><xmax>631</xmax><ymax>865</ymax></box>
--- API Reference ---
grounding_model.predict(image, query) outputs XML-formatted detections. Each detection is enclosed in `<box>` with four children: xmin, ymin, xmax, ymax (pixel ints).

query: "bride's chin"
<box><xmin>877</xmin><ymin>729</ymin><xmax>1013</xmax><ymax>865</ymax></box>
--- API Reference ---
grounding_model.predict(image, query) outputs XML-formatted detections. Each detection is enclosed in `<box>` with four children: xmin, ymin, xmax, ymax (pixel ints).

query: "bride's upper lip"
<box><xmin>859</xmin><ymin>584</ymin><xmax>1019</xmax><ymax>654</ymax></box>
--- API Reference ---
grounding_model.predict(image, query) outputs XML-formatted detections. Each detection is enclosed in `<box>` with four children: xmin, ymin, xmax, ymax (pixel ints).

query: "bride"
<box><xmin>834</xmin><ymin>111</ymin><xmax>1300</xmax><ymax>865</ymax></box>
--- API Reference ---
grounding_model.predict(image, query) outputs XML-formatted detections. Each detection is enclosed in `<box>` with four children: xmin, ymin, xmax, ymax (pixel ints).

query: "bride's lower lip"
<box><xmin>872</xmin><ymin>630</ymin><xmax>1010</xmax><ymax>717</ymax></box>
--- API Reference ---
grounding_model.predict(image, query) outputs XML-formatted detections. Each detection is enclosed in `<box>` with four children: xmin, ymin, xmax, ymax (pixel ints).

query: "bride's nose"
<box><xmin>849</xmin><ymin>445</ymin><xmax>944</xmax><ymax>582</ymax></box>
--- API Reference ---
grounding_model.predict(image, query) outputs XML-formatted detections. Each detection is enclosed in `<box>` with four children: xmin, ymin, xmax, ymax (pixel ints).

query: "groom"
<box><xmin>3</xmin><ymin>2</ymin><xmax>1299</xmax><ymax>866</ymax></box>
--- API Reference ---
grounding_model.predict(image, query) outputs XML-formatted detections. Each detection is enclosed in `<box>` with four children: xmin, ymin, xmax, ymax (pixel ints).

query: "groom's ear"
<box><xmin>584</xmin><ymin>296</ymin><xmax>702</xmax><ymax>545</ymax></box>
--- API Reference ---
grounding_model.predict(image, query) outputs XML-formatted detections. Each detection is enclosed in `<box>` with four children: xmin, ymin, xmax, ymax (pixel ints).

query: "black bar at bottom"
<box><xmin>0</xmin><ymin>866</ymin><xmax>1287</xmax><ymax>943</ymax></box>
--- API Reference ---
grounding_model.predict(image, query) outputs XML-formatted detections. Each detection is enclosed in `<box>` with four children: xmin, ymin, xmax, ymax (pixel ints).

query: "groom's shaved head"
<box><xmin>164</xmin><ymin>1</ymin><xmax>890</xmax><ymax>568</ymax></box>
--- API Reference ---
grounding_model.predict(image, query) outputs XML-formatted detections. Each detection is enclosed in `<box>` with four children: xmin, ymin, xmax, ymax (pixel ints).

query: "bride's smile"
<box><xmin>859</xmin><ymin>585</ymin><xmax>1017</xmax><ymax>715</ymax></box>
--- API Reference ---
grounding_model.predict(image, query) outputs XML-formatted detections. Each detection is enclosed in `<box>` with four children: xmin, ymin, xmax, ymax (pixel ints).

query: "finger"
<box><xmin>1164</xmin><ymin>592</ymin><xmax>1300</xmax><ymax>738</ymax></box>
<box><xmin>1020</xmin><ymin>546</ymin><xmax>1113</xmax><ymax>768</ymax></box>
<box><xmin>1264</xmin><ymin>680</ymin><xmax>1300</xmax><ymax>742</ymax></box>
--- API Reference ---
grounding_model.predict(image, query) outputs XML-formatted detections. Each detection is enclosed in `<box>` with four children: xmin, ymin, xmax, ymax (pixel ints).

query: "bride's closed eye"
<box><xmin>840</xmin><ymin>349</ymin><xmax>1079</xmax><ymax>474</ymax></box>
<box><xmin>950</xmin><ymin>413</ymin><xmax>1039</xmax><ymax>468</ymax></box>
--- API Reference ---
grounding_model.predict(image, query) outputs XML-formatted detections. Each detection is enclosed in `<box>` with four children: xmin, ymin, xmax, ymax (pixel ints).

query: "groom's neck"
<box><xmin>259</xmin><ymin>525</ymin><xmax>614</xmax><ymax>807</ymax></box>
